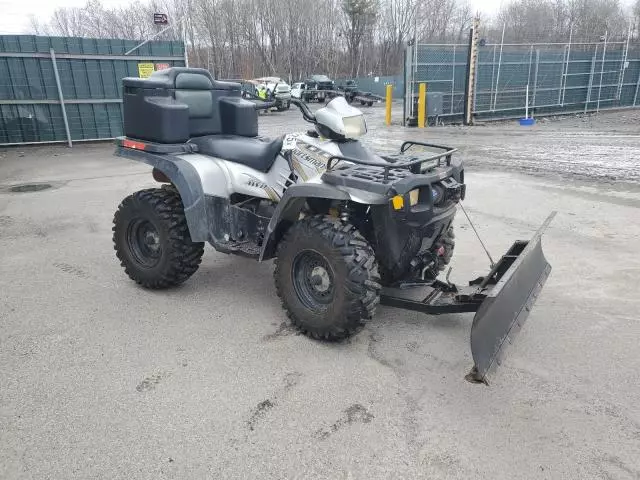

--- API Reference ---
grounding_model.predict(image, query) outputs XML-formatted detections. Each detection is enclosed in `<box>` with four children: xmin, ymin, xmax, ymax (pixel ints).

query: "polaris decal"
<box><xmin>294</xmin><ymin>141</ymin><xmax>332</xmax><ymax>173</ymax></box>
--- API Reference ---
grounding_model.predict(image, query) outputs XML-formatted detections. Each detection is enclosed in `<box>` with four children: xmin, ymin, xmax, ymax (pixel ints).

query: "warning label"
<box><xmin>137</xmin><ymin>63</ymin><xmax>155</xmax><ymax>78</ymax></box>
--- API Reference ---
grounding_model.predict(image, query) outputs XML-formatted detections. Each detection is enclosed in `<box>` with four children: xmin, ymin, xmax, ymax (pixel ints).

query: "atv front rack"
<box><xmin>323</xmin><ymin>143</ymin><xmax>461</xmax><ymax>196</ymax></box>
<box><xmin>380</xmin><ymin>212</ymin><xmax>556</xmax><ymax>384</ymax></box>
<box><xmin>326</xmin><ymin>142</ymin><xmax>457</xmax><ymax>172</ymax></box>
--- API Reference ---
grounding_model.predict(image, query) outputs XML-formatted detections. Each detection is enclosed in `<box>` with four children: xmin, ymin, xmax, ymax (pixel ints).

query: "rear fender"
<box><xmin>259</xmin><ymin>183</ymin><xmax>350</xmax><ymax>261</ymax></box>
<box><xmin>116</xmin><ymin>146</ymin><xmax>209</xmax><ymax>242</ymax></box>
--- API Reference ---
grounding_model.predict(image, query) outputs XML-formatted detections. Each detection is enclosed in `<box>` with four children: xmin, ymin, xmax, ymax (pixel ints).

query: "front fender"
<box><xmin>259</xmin><ymin>183</ymin><xmax>350</xmax><ymax>261</ymax></box>
<box><xmin>115</xmin><ymin>146</ymin><xmax>209</xmax><ymax>242</ymax></box>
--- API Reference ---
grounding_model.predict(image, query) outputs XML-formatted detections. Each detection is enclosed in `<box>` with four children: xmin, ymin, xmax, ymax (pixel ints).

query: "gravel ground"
<box><xmin>1</xmin><ymin>107</ymin><xmax>639</xmax><ymax>479</ymax></box>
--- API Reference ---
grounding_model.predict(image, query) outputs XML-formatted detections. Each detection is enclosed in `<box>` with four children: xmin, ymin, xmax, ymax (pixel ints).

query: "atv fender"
<box><xmin>259</xmin><ymin>183</ymin><xmax>350</xmax><ymax>261</ymax></box>
<box><xmin>116</xmin><ymin>146</ymin><xmax>209</xmax><ymax>242</ymax></box>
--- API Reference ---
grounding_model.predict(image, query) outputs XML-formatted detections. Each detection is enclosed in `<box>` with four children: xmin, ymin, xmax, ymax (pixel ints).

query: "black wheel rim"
<box><xmin>126</xmin><ymin>218</ymin><xmax>162</xmax><ymax>268</ymax></box>
<box><xmin>292</xmin><ymin>250</ymin><xmax>335</xmax><ymax>312</ymax></box>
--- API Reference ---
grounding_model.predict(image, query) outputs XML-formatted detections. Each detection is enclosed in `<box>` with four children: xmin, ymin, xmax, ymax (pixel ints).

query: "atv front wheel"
<box><xmin>274</xmin><ymin>215</ymin><xmax>380</xmax><ymax>341</ymax></box>
<box><xmin>113</xmin><ymin>187</ymin><xmax>204</xmax><ymax>289</ymax></box>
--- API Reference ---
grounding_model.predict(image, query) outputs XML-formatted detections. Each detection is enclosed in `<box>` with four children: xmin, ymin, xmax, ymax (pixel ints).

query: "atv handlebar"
<box><xmin>290</xmin><ymin>98</ymin><xmax>317</xmax><ymax>123</ymax></box>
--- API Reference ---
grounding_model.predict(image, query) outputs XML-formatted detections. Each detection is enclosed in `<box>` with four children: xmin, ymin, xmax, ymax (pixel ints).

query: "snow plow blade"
<box><xmin>379</xmin><ymin>212</ymin><xmax>556</xmax><ymax>383</ymax></box>
<box><xmin>467</xmin><ymin>212</ymin><xmax>556</xmax><ymax>384</ymax></box>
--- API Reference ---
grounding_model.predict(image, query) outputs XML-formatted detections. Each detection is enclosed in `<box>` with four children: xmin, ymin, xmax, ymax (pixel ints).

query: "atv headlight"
<box><xmin>409</xmin><ymin>189</ymin><xmax>420</xmax><ymax>206</ymax></box>
<box><xmin>342</xmin><ymin>115</ymin><xmax>367</xmax><ymax>139</ymax></box>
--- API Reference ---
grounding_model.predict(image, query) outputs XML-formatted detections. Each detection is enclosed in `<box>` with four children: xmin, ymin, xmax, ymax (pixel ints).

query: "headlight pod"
<box><xmin>392</xmin><ymin>185</ymin><xmax>445</xmax><ymax>211</ymax></box>
<box><xmin>409</xmin><ymin>189</ymin><xmax>420</xmax><ymax>206</ymax></box>
<box><xmin>342</xmin><ymin>115</ymin><xmax>367</xmax><ymax>139</ymax></box>
<box><xmin>394</xmin><ymin>188</ymin><xmax>429</xmax><ymax>209</ymax></box>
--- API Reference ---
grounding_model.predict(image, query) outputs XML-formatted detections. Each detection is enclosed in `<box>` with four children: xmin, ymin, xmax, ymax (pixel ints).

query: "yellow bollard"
<box><xmin>417</xmin><ymin>83</ymin><xmax>426</xmax><ymax>128</ymax></box>
<box><xmin>385</xmin><ymin>84</ymin><xmax>393</xmax><ymax>126</ymax></box>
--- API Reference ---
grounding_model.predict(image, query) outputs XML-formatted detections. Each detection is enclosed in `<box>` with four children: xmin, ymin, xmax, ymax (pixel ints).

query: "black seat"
<box><xmin>190</xmin><ymin>135</ymin><xmax>283</xmax><ymax>173</ymax></box>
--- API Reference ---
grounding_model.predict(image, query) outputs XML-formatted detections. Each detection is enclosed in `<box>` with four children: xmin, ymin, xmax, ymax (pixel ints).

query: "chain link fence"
<box><xmin>405</xmin><ymin>43</ymin><xmax>468</xmax><ymax>121</ymax></box>
<box><xmin>405</xmin><ymin>33</ymin><xmax>640</xmax><ymax>123</ymax></box>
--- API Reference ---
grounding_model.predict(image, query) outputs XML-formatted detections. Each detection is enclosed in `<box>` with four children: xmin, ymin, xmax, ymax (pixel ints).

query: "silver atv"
<box><xmin>113</xmin><ymin>68</ymin><xmax>554</xmax><ymax>383</ymax></box>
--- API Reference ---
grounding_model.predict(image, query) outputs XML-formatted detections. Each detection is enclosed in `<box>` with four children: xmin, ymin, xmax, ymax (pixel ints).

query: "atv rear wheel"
<box><xmin>274</xmin><ymin>215</ymin><xmax>380</xmax><ymax>341</ymax></box>
<box><xmin>113</xmin><ymin>187</ymin><xmax>204</xmax><ymax>289</ymax></box>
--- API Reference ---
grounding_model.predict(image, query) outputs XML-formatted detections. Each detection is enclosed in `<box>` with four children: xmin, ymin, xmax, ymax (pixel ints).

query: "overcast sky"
<box><xmin>0</xmin><ymin>0</ymin><xmax>509</xmax><ymax>35</ymax></box>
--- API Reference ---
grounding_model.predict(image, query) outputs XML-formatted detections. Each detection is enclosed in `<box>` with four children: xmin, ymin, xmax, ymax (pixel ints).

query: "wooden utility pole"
<box><xmin>463</xmin><ymin>16</ymin><xmax>480</xmax><ymax>125</ymax></box>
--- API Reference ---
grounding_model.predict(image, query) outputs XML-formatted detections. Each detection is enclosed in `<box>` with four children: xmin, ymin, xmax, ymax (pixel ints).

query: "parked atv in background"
<box><xmin>112</xmin><ymin>67</ymin><xmax>555</xmax><ymax>384</ymax></box>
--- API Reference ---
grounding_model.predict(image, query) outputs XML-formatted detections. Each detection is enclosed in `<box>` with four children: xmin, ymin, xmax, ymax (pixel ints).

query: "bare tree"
<box><xmin>341</xmin><ymin>0</ymin><xmax>379</xmax><ymax>76</ymax></box>
<box><xmin>30</xmin><ymin>0</ymin><xmax>632</xmax><ymax>79</ymax></box>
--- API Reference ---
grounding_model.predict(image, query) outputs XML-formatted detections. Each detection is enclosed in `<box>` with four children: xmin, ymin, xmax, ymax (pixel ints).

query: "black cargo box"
<box><xmin>121</xmin><ymin>68</ymin><xmax>249</xmax><ymax>144</ymax></box>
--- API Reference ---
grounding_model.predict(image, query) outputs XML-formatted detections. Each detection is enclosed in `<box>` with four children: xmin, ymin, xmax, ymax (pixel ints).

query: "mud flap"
<box><xmin>467</xmin><ymin>212</ymin><xmax>557</xmax><ymax>384</ymax></box>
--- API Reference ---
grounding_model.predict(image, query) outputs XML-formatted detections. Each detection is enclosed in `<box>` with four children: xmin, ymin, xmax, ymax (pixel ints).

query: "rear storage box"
<box><xmin>220</xmin><ymin>97</ymin><xmax>258</xmax><ymax>137</ymax></box>
<box><xmin>121</xmin><ymin>68</ymin><xmax>248</xmax><ymax>144</ymax></box>
<box><xmin>123</xmin><ymin>82</ymin><xmax>190</xmax><ymax>143</ymax></box>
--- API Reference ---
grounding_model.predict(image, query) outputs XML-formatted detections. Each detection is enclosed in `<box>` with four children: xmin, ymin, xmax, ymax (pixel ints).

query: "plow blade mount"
<box><xmin>379</xmin><ymin>212</ymin><xmax>556</xmax><ymax>383</ymax></box>
<box><xmin>467</xmin><ymin>212</ymin><xmax>556</xmax><ymax>384</ymax></box>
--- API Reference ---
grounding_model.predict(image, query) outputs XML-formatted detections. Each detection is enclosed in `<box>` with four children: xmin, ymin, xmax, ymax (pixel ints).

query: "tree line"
<box><xmin>30</xmin><ymin>0</ymin><xmax>638</xmax><ymax>80</ymax></box>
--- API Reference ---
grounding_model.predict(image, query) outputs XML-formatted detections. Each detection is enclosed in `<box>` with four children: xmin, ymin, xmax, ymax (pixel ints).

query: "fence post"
<box><xmin>596</xmin><ymin>31</ymin><xmax>607</xmax><ymax>112</ymax></box>
<box><xmin>403</xmin><ymin>42</ymin><xmax>415</xmax><ymax>126</ymax></box>
<box><xmin>385</xmin><ymin>84</ymin><xmax>393</xmax><ymax>126</ymax></box>
<box><xmin>616</xmin><ymin>26</ymin><xmax>631</xmax><ymax>101</ymax></box>
<box><xmin>492</xmin><ymin>23</ymin><xmax>505</xmax><ymax>111</ymax></box>
<box><xmin>585</xmin><ymin>46</ymin><xmax>598</xmax><ymax>114</ymax></box>
<box><xmin>450</xmin><ymin>43</ymin><xmax>456</xmax><ymax>114</ymax></box>
<box><xmin>463</xmin><ymin>16</ymin><xmax>479</xmax><ymax>125</ymax></box>
<box><xmin>558</xmin><ymin>46</ymin><xmax>567</xmax><ymax>105</ymax></box>
<box><xmin>418</xmin><ymin>83</ymin><xmax>426</xmax><ymax>128</ymax></box>
<box><xmin>532</xmin><ymin>49</ymin><xmax>539</xmax><ymax>108</ymax></box>
<box><xmin>560</xmin><ymin>27</ymin><xmax>572</xmax><ymax>106</ymax></box>
<box><xmin>50</xmin><ymin>48</ymin><xmax>72</xmax><ymax>148</ymax></box>
<box><xmin>527</xmin><ymin>45</ymin><xmax>533</xmax><ymax>86</ymax></box>
<box><xmin>634</xmin><ymin>67</ymin><xmax>640</xmax><ymax>106</ymax></box>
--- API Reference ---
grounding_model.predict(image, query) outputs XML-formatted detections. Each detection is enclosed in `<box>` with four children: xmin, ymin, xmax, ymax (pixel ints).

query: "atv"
<box><xmin>113</xmin><ymin>68</ymin><xmax>554</xmax><ymax>383</ymax></box>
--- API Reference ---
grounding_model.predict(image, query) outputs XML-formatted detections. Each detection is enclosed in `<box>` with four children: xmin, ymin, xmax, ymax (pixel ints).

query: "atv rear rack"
<box><xmin>380</xmin><ymin>212</ymin><xmax>556</xmax><ymax>384</ymax></box>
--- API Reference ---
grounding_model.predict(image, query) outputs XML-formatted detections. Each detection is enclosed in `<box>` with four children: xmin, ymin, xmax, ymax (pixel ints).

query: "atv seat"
<box><xmin>189</xmin><ymin>135</ymin><xmax>283</xmax><ymax>173</ymax></box>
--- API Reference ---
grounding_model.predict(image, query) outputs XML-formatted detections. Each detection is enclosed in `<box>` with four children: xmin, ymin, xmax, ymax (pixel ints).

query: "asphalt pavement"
<box><xmin>1</xmin><ymin>106</ymin><xmax>639</xmax><ymax>479</ymax></box>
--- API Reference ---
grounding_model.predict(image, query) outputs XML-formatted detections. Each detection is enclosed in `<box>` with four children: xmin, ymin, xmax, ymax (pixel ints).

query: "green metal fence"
<box><xmin>0</xmin><ymin>35</ymin><xmax>185</xmax><ymax>146</ymax></box>
<box><xmin>405</xmin><ymin>36</ymin><xmax>640</xmax><ymax>123</ymax></box>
